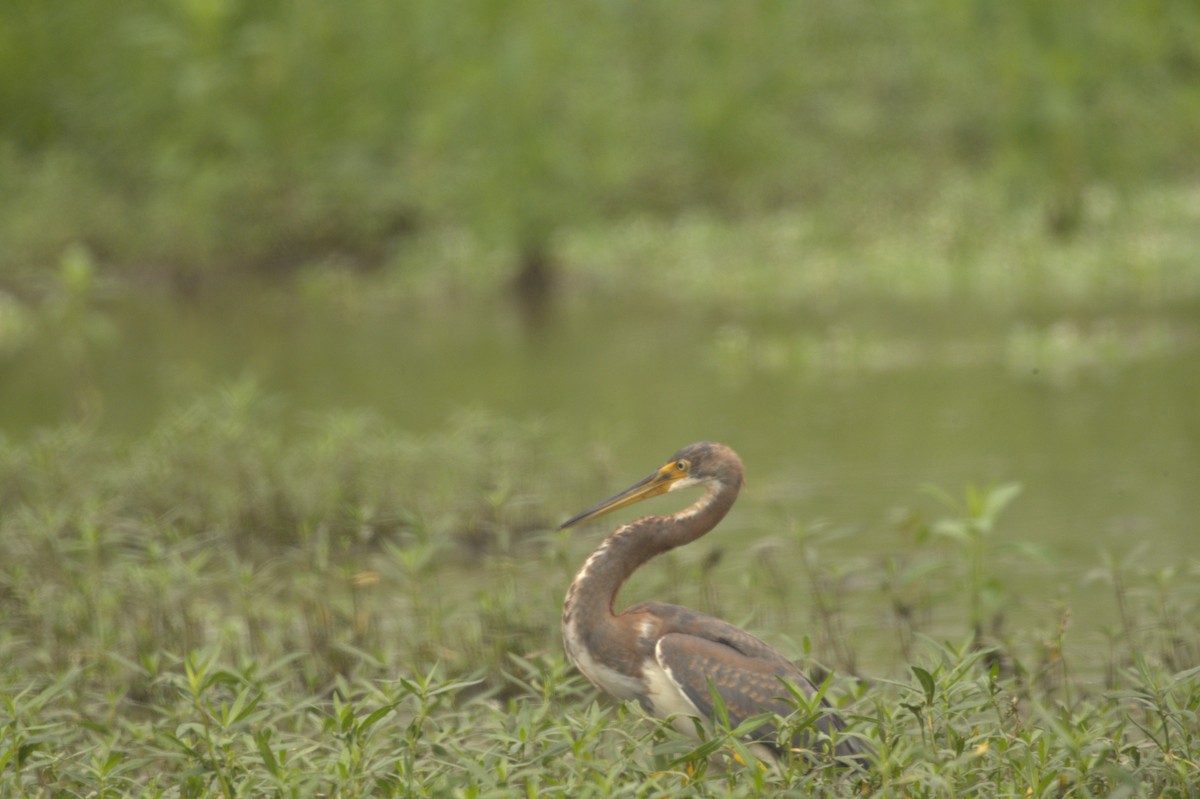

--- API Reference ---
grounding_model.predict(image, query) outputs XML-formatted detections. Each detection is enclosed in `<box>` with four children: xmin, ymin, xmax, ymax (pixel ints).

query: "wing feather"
<box><xmin>627</xmin><ymin>601</ymin><xmax>869</xmax><ymax>758</ymax></box>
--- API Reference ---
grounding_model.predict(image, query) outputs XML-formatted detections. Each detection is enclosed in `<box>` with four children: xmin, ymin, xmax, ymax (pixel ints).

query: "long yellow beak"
<box><xmin>559</xmin><ymin>464</ymin><xmax>686</xmax><ymax>530</ymax></box>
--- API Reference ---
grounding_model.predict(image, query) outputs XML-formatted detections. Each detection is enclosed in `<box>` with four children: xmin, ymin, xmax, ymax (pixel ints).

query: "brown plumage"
<box><xmin>560</xmin><ymin>442</ymin><xmax>869</xmax><ymax>761</ymax></box>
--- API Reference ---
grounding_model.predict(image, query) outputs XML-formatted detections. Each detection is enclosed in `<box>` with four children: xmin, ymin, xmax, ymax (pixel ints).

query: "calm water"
<box><xmin>3</xmin><ymin>289</ymin><xmax>1198</xmax><ymax>669</ymax></box>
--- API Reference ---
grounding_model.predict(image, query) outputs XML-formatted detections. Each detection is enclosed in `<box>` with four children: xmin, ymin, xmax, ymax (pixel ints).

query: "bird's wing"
<box><xmin>653</xmin><ymin>631</ymin><xmax>847</xmax><ymax>752</ymax></box>
<box><xmin>625</xmin><ymin>602</ymin><xmax>868</xmax><ymax>757</ymax></box>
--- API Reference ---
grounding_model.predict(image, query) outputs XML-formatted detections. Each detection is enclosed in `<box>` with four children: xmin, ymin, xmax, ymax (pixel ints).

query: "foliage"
<box><xmin>0</xmin><ymin>388</ymin><xmax>1197</xmax><ymax>795</ymax></box>
<box><xmin>1</xmin><ymin>1</ymin><xmax>1199</xmax><ymax>289</ymax></box>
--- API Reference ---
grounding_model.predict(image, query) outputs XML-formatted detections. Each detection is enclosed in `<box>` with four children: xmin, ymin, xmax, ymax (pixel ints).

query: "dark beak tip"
<box><xmin>557</xmin><ymin>514</ymin><xmax>587</xmax><ymax>531</ymax></box>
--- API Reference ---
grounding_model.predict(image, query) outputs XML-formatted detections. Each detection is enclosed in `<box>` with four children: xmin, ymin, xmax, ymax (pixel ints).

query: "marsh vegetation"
<box><xmin>2</xmin><ymin>1</ymin><xmax>1199</xmax><ymax>795</ymax></box>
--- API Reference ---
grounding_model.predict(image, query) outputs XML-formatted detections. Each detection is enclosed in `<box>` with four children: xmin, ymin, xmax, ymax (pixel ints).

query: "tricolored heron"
<box><xmin>560</xmin><ymin>442</ymin><xmax>868</xmax><ymax>761</ymax></box>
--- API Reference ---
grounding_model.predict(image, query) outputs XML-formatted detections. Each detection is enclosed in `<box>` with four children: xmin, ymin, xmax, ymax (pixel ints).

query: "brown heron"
<box><xmin>560</xmin><ymin>442</ymin><xmax>868</xmax><ymax>762</ymax></box>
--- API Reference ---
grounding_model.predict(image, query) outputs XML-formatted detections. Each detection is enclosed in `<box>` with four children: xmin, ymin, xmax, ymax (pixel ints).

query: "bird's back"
<box><xmin>626</xmin><ymin>602</ymin><xmax>867</xmax><ymax>759</ymax></box>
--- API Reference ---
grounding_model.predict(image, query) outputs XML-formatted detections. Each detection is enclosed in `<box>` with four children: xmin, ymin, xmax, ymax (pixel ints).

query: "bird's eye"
<box><xmin>675</xmin><ymin>460</ymin><xmax>689</xmax><ymax>472</ymax></box>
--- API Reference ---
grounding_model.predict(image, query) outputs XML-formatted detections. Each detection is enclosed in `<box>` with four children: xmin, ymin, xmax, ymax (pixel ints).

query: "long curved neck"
<box><xmin>563</xmin><ymin>481</ymin><xmax>739</xmax><ymax>624</ymax></box>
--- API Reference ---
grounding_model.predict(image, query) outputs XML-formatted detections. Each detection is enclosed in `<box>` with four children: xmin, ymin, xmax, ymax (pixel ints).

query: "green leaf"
<box><xmin>912</xmin><ymin>666</ymin><xmax>936</xmax><ymax>705</ymax></box>
<box><xmin>360</xmin><ymin>703</ymin><xmax>397</xmax><ymax>733</ymax></box>
<box><xmin>981</xmin><ymin>482</ymin><xmax>1022</xmax><ymax>524</ymax></box>
<box><xmin>931</xmin><ymin>519</ymin><xmax>970</xmax><ymax>541</ymax></box>
<box><xmin>255</xmin><ymin>730</ymin><xmax>281</xmax><ymax>778</ymax></box>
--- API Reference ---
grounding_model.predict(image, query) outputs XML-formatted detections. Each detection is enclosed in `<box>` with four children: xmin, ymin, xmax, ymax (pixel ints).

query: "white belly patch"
<box><xmin>643</xmin><ymin>655</ymin><xmax>704</xmax><ymax>737</ymax></box>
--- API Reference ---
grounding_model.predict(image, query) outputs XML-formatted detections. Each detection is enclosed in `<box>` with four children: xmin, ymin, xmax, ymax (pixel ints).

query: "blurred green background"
<box><xmin>3</xmin><ymin>0</ymin><xmax>1200</xmax><ymax>287</ymax></box>
<box><xmin>2</xmin><ymin>0</ymin><xmax>1199</xmax><ymax>678</ymax></box>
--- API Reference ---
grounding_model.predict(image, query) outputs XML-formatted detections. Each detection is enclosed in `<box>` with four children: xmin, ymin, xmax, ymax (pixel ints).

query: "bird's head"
<box><xmin>559</xmin><ymin>442</ymin><xmax>744</xmax><ymax>530</ymax></box>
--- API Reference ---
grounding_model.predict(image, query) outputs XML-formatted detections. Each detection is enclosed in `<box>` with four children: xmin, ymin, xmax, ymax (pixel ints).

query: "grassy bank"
<box><xmin>2</xmin><ymin>1</ymin><xmax>1199</xmax><ymax>293</ymax></box>
<box><xmin>1</xmin><ymin>387</ymin><xmax>1197</xmax><ymax>795</ymax></box>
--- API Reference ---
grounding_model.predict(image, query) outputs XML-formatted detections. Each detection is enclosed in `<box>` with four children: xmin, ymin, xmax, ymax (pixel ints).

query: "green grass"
<box><xmin>373</xmin><ymin>179</ymin><xmax>1200</xmax><ymax>310</ymax></box>
<box><xmin>2</xmin><ymin>1</ymin><xmax>1199</xmax><ymax>292</ymax></box>
<box><xmin>1</xmin><ymin>386</ymin><xmax>1197</xmax><ymax>796</ymax></box>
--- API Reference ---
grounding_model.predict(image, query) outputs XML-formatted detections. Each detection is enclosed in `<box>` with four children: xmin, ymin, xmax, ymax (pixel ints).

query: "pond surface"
<box><xmin>3</xmin><ymin>288</ymin><xmax>1198</xmax><ymax>672</ymax></box>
